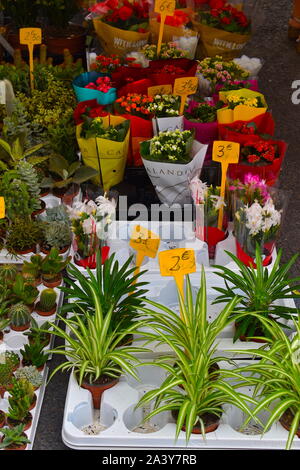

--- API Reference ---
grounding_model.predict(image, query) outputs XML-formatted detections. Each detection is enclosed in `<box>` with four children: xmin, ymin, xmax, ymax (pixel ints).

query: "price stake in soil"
<box><xmin>159</xmin><ymin>248</ymin><xmax>196</xmax><ymax>314</ymax></box>
<box><xmin>154</xmin><ymin>0</ymin><xmax>175</xmax><ymax>55</ymax></box>
<box><xmin>19</xmin><ymin>28</ymin><xmax>42</xmax><ymax>91</ymax></box>
<box><xmin>130</xmin><ymin>225</ymin><xmax>160</xmax><ymax>280</ymax></box>
<box><xmin>148</xmin><ymin>84</ymin><xmax>173</xmax><ymax>97</ymax></box>
<box><xmin>174</xmin><ymin>77</ymin><xmax>198</xmax><ymax>115</ymax></box>
<box><xmin>0</xmin><ymin>197</ymin><xmax>5</xmax><ymax>219</ymax></box>
<box><xmin>212</xmin><ymin>140</ymin><xmax>240</xmax><ymax>230</ymax></box>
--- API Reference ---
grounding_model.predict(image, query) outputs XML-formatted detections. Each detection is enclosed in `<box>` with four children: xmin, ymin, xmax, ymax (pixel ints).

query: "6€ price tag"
<box><xmin>212</xmin><ymin>141</ymin><xmax>240</xmax><ymax>164</ymax></box>
<box><xmin>0</xmin><ymin>197</ymin><xmax>5</xmax><ymax>219</ymax></box>
<box><xmin>154</xmin><ymin>0</ymin><xmax>176</xmax><ymax>15</ymax></box>
<box><xmin>148</xmin><ymin>84</ymin><xmax>173</xmax><ymax>97</ymax></box>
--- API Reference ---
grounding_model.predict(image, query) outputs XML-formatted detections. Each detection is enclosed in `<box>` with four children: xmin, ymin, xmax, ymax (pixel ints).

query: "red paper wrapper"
<box><xmin>228</xmin><ymin>139</ymin><xmax>287</xmax><ymax>186</ymax></box>
<box><xmin>218</xmin><ymin>112</ymin><xmax>275</xmax><ymax>143</ymax></box>
<box><xmin>118</xmin><ymin>113</ymin><xmax>153</xmax><ymax>166</ymax></box>
<box><xmin>73</xmin><ymin>99</ymin><xmax>107</xmax><ymax>125</ymax></box>
<box><xmin>112</xmin><ymin>66</ymin><xmax>151</xmax><ymax>94</ymax></box>
<box><xmin>74</xmin><ymin>246</ymin><xmax>110</xmax><ymax>269</ymax></box>
<box><xmin>235</xmin><ymin>239</ymin><xmax>274</xmax><ymax>268</ymax></box>
<box><xmin>149</xmin><ymin>58</ymin><xmax>198</xmax><ymax>87</ymax></box>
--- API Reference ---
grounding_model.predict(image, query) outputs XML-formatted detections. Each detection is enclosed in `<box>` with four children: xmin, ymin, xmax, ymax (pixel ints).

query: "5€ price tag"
<box><xmin>148</xmin><ymin>84</ymin><xmax>173</xmax><ymax>97</ymax></box>
<box><xmin>19</xmin><ymin>28</ymin><xmax>42</xmax><ymax>45</ymax></box>
<box><xmin>154</xmin><ymin>0</ymin><xmax>176</xmax><ymax>15</ymax></box>
<box><xmin>0</xmin><ymin>197</ymin><xmax>5</xmax><ymax>219</ymax></box>
<box><xmin>212</xmin><ymin>141</ymin><xmax>240</xmax><ymax>164</ymax></box>
<box><xmin>159</xmin><ymin>248</ymin><xmax>196</xmax><ymax>277</ymax></box>
<box><xmin>130</xmin><ymin>225</ymin><xmax>160</xmax><ymax>259</ymax></box>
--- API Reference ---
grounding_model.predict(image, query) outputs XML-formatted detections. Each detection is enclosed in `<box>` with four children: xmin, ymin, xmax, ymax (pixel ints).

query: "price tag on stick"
<box><xmin>19</xmin><ymin>28</ymin><xmax>42</xmax><ymax>91</ymax></box>
<box><xmin>174</xmin><ymin>77</ymin><xmax>198</xmax><ymax>115</ymax></box>
<box><xmin>0</xmin><ymin>197</ymin><xmax>5</xmax><ymax>219</ymax></box>
<box><xmin>159</xmin><ymin>248</ymin><xmax>196</xmax><ymax>317</ymax></box>
<box><xmin>148</xmin><ymin>84</ymin><xmax>173</xmax><ymax>97</ymax></box>
<box><xmin>212</xmin><ymin>141</ymin><xmax>240</xmax><ymax>230</ymax></box>
<box><xmin>155</xmin><ymin>0</ymin><xmax>175</xmax><ymax>56</ymax></box>
<box><xmin>130</xmin><ymin>225</ymin><xmax>160</xmax><ymax>281</ymax></box>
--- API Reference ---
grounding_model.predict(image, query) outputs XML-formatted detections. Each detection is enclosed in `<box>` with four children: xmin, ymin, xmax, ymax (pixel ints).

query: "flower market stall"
<box><xmin>0</xmin><ymin>0</ymin><xmax>300</xmax><ymax>452</ymax></box>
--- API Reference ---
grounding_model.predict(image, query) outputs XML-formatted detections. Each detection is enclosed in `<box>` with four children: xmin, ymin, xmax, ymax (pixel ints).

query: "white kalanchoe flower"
<box><xmin>82</xmin><ymin>216</ymin><xmax>97</xmax><ymax>235</ymax></box>
<box><xmin>211</xmin><ymin>195</ymin><xmax>226</xmax><ymax>211</ymax></box>
<box><xmin>95</xmin><ymin>196</ymin><xmax>116</xmax><ymax>218</ymax></box>
<box><xmin>245</xmin><ymin>201</ymin><xmax>263</xmax><ymax>236</ymax></box>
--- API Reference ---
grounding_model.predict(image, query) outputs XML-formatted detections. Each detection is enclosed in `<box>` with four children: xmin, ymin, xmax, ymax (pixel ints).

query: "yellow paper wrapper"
<box><xmin>219</xmin><ymin>88</ymin><xmax>267</xmax><ymax>106</ymax></box>
<box><xmin>217</xmin><ymin>105</ymin><xmax>267</xmax><ymax>124</ymax></box>
<box><xmin>77</xmin><ymin>115</ymin><xmax>130</xmax><ymax>191</ymax></box>
<box><xmin>193</xmin><ymin>22</ymin><xmax>250</xmax><ymax>60</ymax></box>
<box><xmin>93</xmin><ymin>19</ymin><xmax>150</xmax><ymax>57</ymax></box>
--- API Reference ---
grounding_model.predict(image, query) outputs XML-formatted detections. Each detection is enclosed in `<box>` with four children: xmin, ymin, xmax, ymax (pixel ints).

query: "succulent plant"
<box><xmin>9</xmin><ymin>303</ymin><xmax>31</xmax><ymax>328</ymax></box>
<box><xmin>12</xmin><ymin>274</ymin><xmax>39</xmax><ymax>306</ymax></box>
<box><xmin>7</xmin><ymin>378</ymin><xmax>32</xmax><ymax>422</ymax></box>
<box><xmin>6</xmin><ymin>219</ymin><xmax>43</xmax><ymax>255</ymax></box>
<box><xmin>0</xmin><ymin>172</ymin><xmax>33</xmax><ymax>220</ymax></box>
<box><xmin>42</xmin><ymin>221</ymin><xmax>72</xmax><ymax>251</ymax></box>
<box><xmin>41</xmin><ymin>247</ymin><xmax>71</xmax><ymax>281</ymax></box>
<box><xmin>0</xmin><ymin>351</ymin><xmax>20</xmax><ymax>370</ymax></box>
<box><xmin>17</xmin><ymin>161</ymin><xmax>41</xmax><ymax>211</ymax></box>
<box><xmin>24</xmin><ymin>318</ymin><xmax>52</xmax><ymax>347</ymax></box>
<box><xmin>0</xmin><ymin>424</ymin><xmax>30</xmax><ymax>449</ymax></box>
<box><xmin>39</xmin><ymin>289</ymin><xmax>57</xmax><ymax>312</ymax></box>
<box><xmin>41</xmin><ymin>205</ymin><xmax>69</xmax><ymax>223</ymax></box>
<box><xmin>21</xmin><ymin>339</ymin><xmax>49</xmax><ymax>369</ymax></box>
<box><xmin>14</xmin><ymin>366</ymin><xmax>43</xmax><ymax>389</ymax></box>
<box><xmin>0</xmin><ymin>264</ymin><xmax>18</xmax><ymax>285</ymax></box>
<box><xmin>22</xmin><ymin>254</ymin><xmax>44</xmax><ymax>281</ymax></box>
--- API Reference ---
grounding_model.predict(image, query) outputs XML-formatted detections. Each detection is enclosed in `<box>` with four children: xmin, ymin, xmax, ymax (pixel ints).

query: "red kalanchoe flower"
<box><xmin>247</xmin><ymin>154</ymin><xmax>260</xmax><ymax>163</ymax></box>
<box><xmin>118</xmin><ymin>6</ymin><xmax>134</xmax><ymax>21</ymax></box>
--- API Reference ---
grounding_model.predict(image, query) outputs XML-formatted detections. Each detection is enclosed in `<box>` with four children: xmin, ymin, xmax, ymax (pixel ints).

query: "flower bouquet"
<box><xmin>90</xmin><ymin>0</ymin><xmax>150</xmax><ymax>56</ymax></box>
<box><xmin>148</xmin><ymin>57</ymin><xmax>198</xmax><ymax>88</ymax></box>
<box><xmin>114</xmin><ymin>93</ymin><xmax>154</xmax><ymax>166</ymax></box>
<box><xmin>67</xmin><ymin>197</ymin><xmax>115</xmax><ymax>268</ymax></box>
<box><xmin>75</xmin><ymin>103</ymin><xmax>130</xmax><ymax>190</ymax></box>
<box><xmin>217</xmin><ymin>88</ymin><xmax>267</xmax><ymax>124</ymax></box>
<box><xmin>89</xmin><ymin>54</ymin><xmax>138</xmax><ymax>74</ymax></box>
<box><xmin>194</xmin><ymin>0</ymin><xmax>251</xmax><ymax>59</ymax></box>
<box><xmin>190</xmin><ymin>177</ymin><xmax>228</xmax><ymax>258</ymax></box>
<box><xmin>184</xmin><ymin>100</ymin><xmax>222</xmax><ymax>161</ymax></box>
<box><xmin>140</xmin><ymin>129</ymin><xmax>207</xmax><ymax>205</ymax></box>
<box><xmin>72</xmin><ymin>71</ymin><xmax>117</xmax><ymax>105</ymax></box>
<box><xmin>228</xmin><ymin>137</ymin><xmax>287</xmax><ymax>186</ymax></box>
<box><xmin>218</xmin><ymin>111</ymin><xmax>275</xmax><ymax>143</ymax></box>
<box><xmin>146</xmin><ymin>94</ymin><xmax>183</xmax><ymax>135</ymax></box>
<box><xmin>141</xmin><ymin>42</ymin><xmax>189</xmax><ymax>60</ymax></box>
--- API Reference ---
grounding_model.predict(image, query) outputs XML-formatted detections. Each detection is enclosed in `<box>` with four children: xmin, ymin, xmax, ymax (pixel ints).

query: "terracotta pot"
<box><xmin>81</xmin><ymin>376</ymin><xmax>119</xmax><ymax>409</ymax></box>
<box><xmin>280</xmin><ymin>408</ymin><xmax>300</xmax><ymax>437</ymax></box>
<box><xmin>44</xmin><ymin>26</ymin><xmax>87</xmax><ymax>56</ymax></box>
<box><xmin>7</xmin><ymin>412</ymin><xmax>32</xmax><ymax>432</ymax></box>
<box><xmin>42</xmin><ymin>274</ymin><xmax>62</xmax><ymax>288</ymax></box>
<box><xmin>21</xmin><ymin>360</ymin><xmax>45</xmax><ymax>373</ymax></box>
<box><xmin>27</xmin><ymin>303</ymin><xmax>35</xmax><ymax>314</ymax></box>
<box><xmin>10</xmin><ymin>322</ymin><xmax>31</xmax><ymax>332</ymax></box>
<box><xmin>1</xmin><ymin>435</ymin><xmax>28</xmax><ymax>451</ymax></box>
<box><xmin>39</xmin><ymin>189</ymin><xmax>50</xmax><ymax>198</ymax></box>
<box><xmin>14</xmin><ymin>246</ymin><xmax>36</xmax><ymax>255</ymax></box>
<box><xmin>29</xmin><ymin>394</ymin><xmax>37</xmax><ymax>412</ymax></box>
<box><xmin>35</xmin><ymin>302</ymin><xmax>57</xmax><ymax>317</ymax></box>
<box><xmin>40</xmin><ymin>245</ymin><xmax>70</xmax><ymax>255</ymax></box>
<box><xmin>172</xmin><ymin>409</ymin><xmax>221</xmax><ymax>434</ymax></box>
<box><xmin>31</xmin><ymin>200</ymin><xmax>46</xmax><ymax>218</ymax></box>
<box><xmin>235</xmin><ymin>321</ymin><xmax>269</xmax><ymax>344</ymax></box>
<box><xmin>0</xmin><ymin>410</ymin><xmax>5</xmax><ymax>428</ymax></box>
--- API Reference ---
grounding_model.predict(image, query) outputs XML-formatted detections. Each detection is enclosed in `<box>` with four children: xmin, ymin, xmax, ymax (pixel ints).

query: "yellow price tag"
<box><xmin>19</xmin><ymin>28</ymin><xmax>42</xmax><ymax>91</ymax></box>
<box><xmin>174</xmin><ymin>77</ymin><xmax>198</xmax><ymax>115</ymax></box>
<box><xmin>148</xmin><ymin>84</ymin><xmax>173</xmax><ymax>97</ymax></box>
<box><xmin>213</xmin><ymin>141</ymin><xmax>240</xmax><ymax>230</ymax></box>
<box><xmin>159</xmin><ymin>248</ymin><xmax>196</xmax><ymax>311</ymax></box>
<box><xmin>154</xmin><ymin>0</ymin><xmax>176</xmax><ymax>56</ymax></box>
<box><xmin>0</xmin><ymin>197</ymin><xmax>5</xmax><ymax>219</ymax></box>
<box><xmin>130</xmin><ymin>225</ymin><xmax>160</xmax><ymax>280</ymax></box>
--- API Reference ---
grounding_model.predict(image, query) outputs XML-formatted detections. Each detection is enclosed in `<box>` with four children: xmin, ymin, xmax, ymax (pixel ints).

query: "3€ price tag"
<box><xmin>0</xmin><ymin>197</ymin><xmax>5</xmax><ymax>219</ymax></box>
<box><xmin>212</xmin><ymin>141</ymin><xmax>240</xmax><ymax>164</ymax></box>
<box><xmin>130</xmin><ymin>225</ymin><xmax>160</xmax><ymax>259</ymax></box>
<box><xmin>159</xmin><ymin>248</ymin><xmax>196</xmax><ymax>277</ymax></box>
<box><xmin>148</xmin><ymin>84</ymin><xmax>173</xmax><ymax>97</ymax></box>
<box><xmin>19</xmin><ymin>28</ymin><xmax>42</xmax><ymax>45</ymax></box>
<box><xmin>154</xmin><ymin>0</ymin><xmax>176</xmax><ymax>16</ymax></box>
<box><xmin>174</xmin><ymin>77</ymin><xmax>198</xmax><ymax>97</ymax></box>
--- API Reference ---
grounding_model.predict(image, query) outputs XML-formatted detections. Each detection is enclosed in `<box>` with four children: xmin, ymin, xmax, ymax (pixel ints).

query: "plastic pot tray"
<box><xmin>62</xmin><ymin>362</ymin><xmax>300</xmax><ymax>450</ymax></box>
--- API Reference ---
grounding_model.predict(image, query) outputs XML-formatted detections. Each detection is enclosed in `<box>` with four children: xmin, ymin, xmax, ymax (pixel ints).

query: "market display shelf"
<box><xmin>61</xmin><ymin>363</ymin><xmax>300</xmax><ymax>450</ymax></box>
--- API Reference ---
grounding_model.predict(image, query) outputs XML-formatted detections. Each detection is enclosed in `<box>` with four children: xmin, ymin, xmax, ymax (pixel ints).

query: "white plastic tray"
<box><xmin>62</xmin><ymin>362</ymin><xmax>300</xmax><ymax>450</ymax></box>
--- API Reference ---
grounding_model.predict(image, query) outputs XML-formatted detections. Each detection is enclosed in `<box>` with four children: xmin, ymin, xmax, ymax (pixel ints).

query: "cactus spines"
<box><xmin>39</xmin><ymin>289</ymin><xmax>57</xmax><ymax>313</ymax></box>
<box><xmin>0</xmin><ymin>264</ymin><xmax>18</xmax><ymax>284</ymax></box>
<box><xmin>14</xmin><ymin>366</ymin><xmax>43</xmax><ymax>389</ymax></box>
<box><xmin>0</xmin><ymin>363</ymin><xmax>13</xmax><ymax>397</ymax></box>
<box><xmin>9</xmin><ymin>303</ymin><xmax>31</xmax><ymax>331</ymax></box>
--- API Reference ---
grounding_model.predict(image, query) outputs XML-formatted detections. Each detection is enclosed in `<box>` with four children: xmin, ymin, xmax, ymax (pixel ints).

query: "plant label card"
<box><xmin>174</xmin><ymin>77</ymin><xmax>199</xmax><ymax>115</ymax></box>
<box><xmin>159</xmin><ymin>248</ymin><xmax>196</xmax><ymax>302</ymax></box>
<box><xmin>0</xmin><ymin>197</ymin><xmax>5</xmax><ymax>219</ymax></box>
<box><xmin>130</xmin><ymin>225</ymin><xmax>160</xmax><ymax>280</ymax></box>
<box><xmin>147</xmin><ymin>84</ymin><xmax>173</xmax><ymax>97</ymax></box>
<box><xmin>154</xmin><ymin>0</ymin><xmax>176</xmax><ymax>55</ymax></box>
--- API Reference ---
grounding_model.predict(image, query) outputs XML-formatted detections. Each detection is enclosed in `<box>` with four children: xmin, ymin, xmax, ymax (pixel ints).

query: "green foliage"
<box><xmin>41</xmin><ymin>247</ymin><xmax>71</xmax><ymax>280</ymax></box>
<box><xmin>14</xmin><ymin>366</ymin><xmax>43</xmax><ymax>389</ymax></box>
<box><xmin>42</xmin><ymin>221</ymin><xmax>72</xmax><ymax>250</ymax></box>
<box><xmin>0</xmin><ymin>363</ymin><xmax>13</xmax><ymax>387</ymax></box>
<box><xmin>47</xmin><ymin>117</ymin><xmax>78</xmax><ymax>164</ymax></box>
<box><xmin>21</xmin><ymin>339</ymin><xmax>49</xmax><ymax>369</ymax></box>
<box><xmin>17</xmin><ymin>161</ymin><xmax>41</xmax><ymax>211</ymax></box>
<box><xmin>0</xmin><ymin>135</ymin><xmax>48</xmax><ymax>169</ymax></box>
<box><xmin>24</xmin><ymin>318</ymin><xmax>52</xmax><ymax>348</ymax></box>
<box><xmin>9</xmin><ymin>303</ymin><xmax>31</xmax><ymax>328</ymax></box>
<box><xmin>0</xmin><ymin>171</ymin><xmax>34</xmax><ymax>220</ymax></box>
<box><xmin>40</xmin><ymin>205</ymin><xmax>69</xmax><ymax>223</ymax></box>
<box><xmin>22</xmin><ymin>254</ymin><xmax>44</xmax><ymax>280</ymax></box>
<box><xmin>0</xmin><ymin>351</ymin><xmax>20</xmax><ymax>370</ymax></box>
<box><xmin>37</xmin><ymin>0</ymin><xmax>80</xmax><ymax>29</ymax></box>
<box><xmin>1</xmin><ymin>0</ymin><xmax>39</xmax><ymax>27</ymax></box>
<box><xmin>0</xmin><ymin>424</ymin><xmax>30</xmax><ymax>449</ymax></box>
<box><xmin>11</xmin><ymin>274</ymin><xmax>39</xmax><ymax>306</ymax></box>
<box><xmin>61</xmin><ymin>251</ymin><xmax>149</xmax><ymax>332</ymax></box>
<box><xmin>7</xmin><ymin>378</ymin><xmax>33</xmax><ymax>422</ymax></box>
<box><xmin>5</xmin><ymin>219</ymin><xmax>43</xmax><ymax>255</ymax></box>
<box><xmin>0</xmin><ymin>264</ymin><xmax>18</xmax><ymax>285</ymax></box>
<box><xmin>44</xmin><ymin>154</ymin><xmax>99</xmax><ymax>188</ymax></box>
<box><xmin>39</xmin><ymin>289</ymin><xmax>57</xmax><ymax>312</ymax></box>
<box><xmin>213</xmin><ymin>246</ymin><xmax>300</xmax><ymax>341</ymax></box>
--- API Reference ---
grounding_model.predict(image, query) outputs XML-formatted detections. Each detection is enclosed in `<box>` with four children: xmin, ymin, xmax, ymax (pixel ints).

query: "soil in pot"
<box><xmin>7</xmin><ymin>412</ymin><xmax>32</xmax><ymax>432</ymax></box>
<box><xmin>44</xmin><ymin>25</ymin><xmax>87</xmax><ymax>56</ymax></box>
<box><xmin>35</xmin><ymin>301</ymin><xmax>57</xmax><ymax>317</ymax></box>
<box><xmin>42</xmin><ymin>273</ymin><xmax>62</xmax><ymax>288</ymax></box>
<box><xmin>172</xmin><ymin>409</ymin><xmax>221</xmax><ymax>434</ymax></box>
<box><xmin>0</xmin><ymin>410</ymin><xmax>5</xmax><ymax>428</ymax></box>
<box><xmin>81</xmin><ymin>374</ymin><xmax>120</xmax><ymax>409</ymax></box>
<box><xmin>1</xmin><ymin>434</ymin><xmax>28</xmax><ymax>451</ymax></box>
<box><xmin>279</xmin><ymin>408</ymin><xmax>300</xmax><ymax>437</ymax></box>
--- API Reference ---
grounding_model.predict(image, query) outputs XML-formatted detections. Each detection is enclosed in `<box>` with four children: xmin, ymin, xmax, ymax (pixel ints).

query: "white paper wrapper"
<box><xmin>142</xmin><ymin>141</ymin><xmax>208</xmax><ymax>206</ymax></box>
<box><xmin>152</xmin><ymin>116</ymin><xmax>184</xmax><ymax>136</ymax></box>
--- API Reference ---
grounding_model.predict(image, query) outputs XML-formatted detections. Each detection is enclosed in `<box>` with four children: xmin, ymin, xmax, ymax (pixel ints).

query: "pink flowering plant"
<box><xmin>197</xmin><ymin>56</ymin><xmax>249</xmax><ymax>93</ymax></box>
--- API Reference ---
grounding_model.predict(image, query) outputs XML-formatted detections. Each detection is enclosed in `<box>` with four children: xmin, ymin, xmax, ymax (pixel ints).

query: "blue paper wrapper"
<box><xmin>72</xmin><ymin>71</ymin><xmax>117</xmax><ymax>106</ymax></box>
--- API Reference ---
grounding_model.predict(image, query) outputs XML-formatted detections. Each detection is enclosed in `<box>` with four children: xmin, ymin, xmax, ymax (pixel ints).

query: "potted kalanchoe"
<box><xmin>145</xmin><ymin>94</ymin><xmax>182</xmax><ymax>135</ymax></box>
<box><xmin>0</xmin><ymin>424</ymin><xmax>31</xmax><ymax>451</ymax></box>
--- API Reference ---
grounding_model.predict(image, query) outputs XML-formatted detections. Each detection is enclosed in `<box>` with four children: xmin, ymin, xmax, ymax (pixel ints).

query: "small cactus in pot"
<box><xmin>0</xmin><ymin>363</ymin><xmax>13</xmax><ymax>398</ymax></box>
<box><xmin>9</xmin><ymin>303</ymin><xmax>31</xmax><ymax>332</ymax></box>
<box><xmin>35</xmin><ymin>289</ymin><xmax>57</xmax><ymax>317</ymax></box>
<box><xmin>0</xmin><ymin>264</ymin><xmax>18</xmax><ymax>286</ymax></box>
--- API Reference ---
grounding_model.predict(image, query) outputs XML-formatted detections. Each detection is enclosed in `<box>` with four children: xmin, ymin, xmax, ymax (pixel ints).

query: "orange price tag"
<box><xmin>174</xmin><ymin>77</ymin><xmax>198</xmax><ymax>115</ymax></box>
<box><xmin>19</xmin><ymin>28</ymin><xmax>42</xmax><ymax>91</ymax></box>
<box><xmin>0</xmin><ymin>197</ymin><xmax>5</xmax><ymax>219</ymax></box>
<box><xmin>212</xmin><ymin>141</ymin><xmax>240</xmax><ymax>230</ymax></box>
<box><xmin>147</xmin><ymin>84</ymin><xmax>173</xmax><ymax>97</ymax></box>
<box><xmin>130</xmin><ymin>225</ymin><xmax>160</xmax><ymax>280</ymax></box>
<box><xmin>154</xmin><ymin>0</ymin><xmax>176</xmax><ymax>15</ymax></box>
<box><xmin>159</xmin><ymin>248</ymin><xmax>196</xmax><ymax>311</ymax></box>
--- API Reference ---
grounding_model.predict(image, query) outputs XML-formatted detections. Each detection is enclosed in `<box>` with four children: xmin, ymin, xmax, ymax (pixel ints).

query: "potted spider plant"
<box><xmin>0</xmin><ymin>424</ymin><xmax>31</xmax><ymax>451</ymax></box>
<box><xmin>232</xmin><ymin>314</ymin><xmax>300</xmax><ymax>450</ymax></box>
<box><xmin>136</xmin><ymin>269</ymin><xmax>258</xmax><ymax>441</ymax></box>
<box><xmin>213</xmin><ymin>245</ymin><xmax>300</xmax><ymax>342</ymax></box>
<box><xmin>45</xmin><ymin>285</ymin><xmax>150</xmax><ymax>409</ymax></box>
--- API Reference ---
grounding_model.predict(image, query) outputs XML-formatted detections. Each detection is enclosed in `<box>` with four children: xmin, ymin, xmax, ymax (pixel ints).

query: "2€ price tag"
<box><xmin>159</xmin><ymin>248</ymin><xmax>196</xmax><ymax>277</ymax></box>
<box><xmin>174</xmin><ymin>77</ymin><xmax>198</xmax><ymax>97</ymax></box>
<box><xmin>154</xmin><ymin>0</ymin><xmax>176</xmax><ymax>15</ymax></box>
<box><xmin>148</xmin><ymin>84</ymin><xmax>173</xmax><ymax>97</ymax></box>
<box><xmin>212</xmin><ymin>141</ymin><xmax>240</xmax><ymax>164</ymax></box>
<box><xmin>0</xmin><ymin>197</ymin><xmax>5</xmax><ymax>219</ymax></box>
<box><xmin>19</xmin><ymin>28</ymin><xmax>42</xmax><ymax>45</ymax></box>
<box><xmin>130</xmin><ymin>225</ymin><xmax>160</xmax><ymax>259</ymax></box>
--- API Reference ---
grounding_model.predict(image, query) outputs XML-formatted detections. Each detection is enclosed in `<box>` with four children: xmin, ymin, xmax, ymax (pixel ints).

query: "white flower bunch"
<box><xmin>233</xmin><ymin>55</ymin><xmax>263</xmax><ymax>79</ymax></box>
<box><xmin>189</xmin><ymin>177</ymin><xmax>225</xmax><ymax>209</ymax></box>
<box><xmin>146</xmin><ymin>94</ymin><xmax>181</xmax><ymax>118</ymax></box>
<box><xmin>66</xmin><ymin>200</ymin><xmax>97</xmax><ymax>220</ymax></box>
<box><xmin>239</xmin><ymin>199</ymin><xmax>281</xmax><ymax>236</ymax></box>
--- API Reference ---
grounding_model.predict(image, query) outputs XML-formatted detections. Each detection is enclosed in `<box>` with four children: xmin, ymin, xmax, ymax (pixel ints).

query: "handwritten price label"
<box><xmin>212</xmin><ymin>141</ymin><xmax>240</xmax><ymax>164</ymax></box>
<box><xmin>148</xmin><ymin>84</ymin><xmax>173</xmax><ymax>97</ymax></box>
<box><xmin>0</xmin><ymin>197</ymin><xmax>5</xmax><ymax>219</ymax></box>
<box><xmin>130</xmin><ymin>225</ymin><xmax>160</xmax><ymax>259</ymax></box>
<box><xmin>174</xmin><ymin>77</ymin><xmax>198</xmax><ymax>97</ymax></box>
<box><xmin>154</xmin><ymin>0</ymin><xmax>176</xmax><ymax>15</ymax></box>
<box><xmin>159</xmin><ymin>249</ymin><xmax>196</xmax><ymax>277</ymax></box>
<box><xmin>19</xmin><ymin>28</ymin><xmax>42</xmax><ymax>45</ymax></box>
